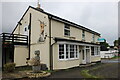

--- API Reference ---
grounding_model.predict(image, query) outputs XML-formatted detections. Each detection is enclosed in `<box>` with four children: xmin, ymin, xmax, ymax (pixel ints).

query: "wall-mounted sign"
<box><xmin>38</xmin><ymin>20</ymin><xmax>45</xmax><ymax>42</ymax></box>
<box><xmin>98</xmin><ymin>38</ymin><xmax>105</xmax><ymax>42</ymax></box>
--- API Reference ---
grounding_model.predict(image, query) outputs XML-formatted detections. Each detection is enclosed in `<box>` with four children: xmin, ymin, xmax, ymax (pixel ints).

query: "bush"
<box><xmin>4</xmin><ymin>63</ymin><xmax>16</xmax><ymax>72</ymax></box>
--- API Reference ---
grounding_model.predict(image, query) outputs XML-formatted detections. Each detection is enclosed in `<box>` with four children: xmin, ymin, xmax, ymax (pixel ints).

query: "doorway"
<box><xmin>86</xmin><ymin>49</ymin><xmax>91</xmax><ymax>63</ymax></box>
<box><xmin>80</xmin><ymin>46</ymin><xmax>91</xmax><ymax>64</ymax></box>
<box><xmin>2</xmin><ymin>44</ymin><xmax>14</xmax><ymax>65</ymax></box>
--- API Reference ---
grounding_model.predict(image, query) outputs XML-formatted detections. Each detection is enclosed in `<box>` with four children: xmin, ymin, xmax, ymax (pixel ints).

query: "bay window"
<box><xmin>59</xmin><ymin>44</ymin><xmax>79</xmax><ymax>60</ymax></box>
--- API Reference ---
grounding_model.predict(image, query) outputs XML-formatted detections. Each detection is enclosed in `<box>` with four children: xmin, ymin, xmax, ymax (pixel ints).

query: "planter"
<box><xmin>32</xmin><ymin>65</ymin><xmax>41</xmax><ymax>73</ymax></box>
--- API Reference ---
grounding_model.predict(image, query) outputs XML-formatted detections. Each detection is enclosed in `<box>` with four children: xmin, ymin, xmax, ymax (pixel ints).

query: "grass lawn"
<box><xmin>81</xmin><ymin>70</ymin><xmax>98</xmax><ymax>78</ymax></box>
<box><xmin>111</xmin><ymin>56</ymin><xmax>120</xmax><ymax>59</ymax></box>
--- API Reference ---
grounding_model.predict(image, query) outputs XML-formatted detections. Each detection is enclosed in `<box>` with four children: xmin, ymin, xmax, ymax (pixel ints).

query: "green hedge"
<box><xmin>4</xmin><ymin>63</ymin><xmax>16</xmax><ymax>72</ymax></box>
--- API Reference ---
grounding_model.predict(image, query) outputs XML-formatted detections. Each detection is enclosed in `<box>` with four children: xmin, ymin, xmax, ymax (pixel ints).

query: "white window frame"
<box><xmin>91</xmin><ymin>46</ymin><xmax>100</xmax><ymax>56</ymax></box>
<box><xmin>82</xmin><ymin>30</ymin><xmax>85</xmax><ymax>40</ymax></box>
<box><xmin>24</xmin><ymin>26</ymin><xmax>29</xmax><ymax>35</ymax></box>
<box><xmin>59</xmin><ymin>44</ymin><xmax>65</xmax><ymax>60</ymax></box>
<box><xmin>92</xmin><ymin>34</ymin><xmax>95</xmax><ymax>42</ymax></box>
<box><xmin>58</xmin><ymin>44</ymin><xmax>79</xmax><ymax>61</ymax></box>
<box><xmin>64</xmin><ymin>24</ymin><xmax>70</xmax><ymax>36</ymax></box>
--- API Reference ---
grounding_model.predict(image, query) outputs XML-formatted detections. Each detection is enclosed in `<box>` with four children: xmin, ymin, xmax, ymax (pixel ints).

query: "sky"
<box><xmin>0</xmin><ymin>0</ymin><xmax>119</xmax><ymax>45</ymax></box>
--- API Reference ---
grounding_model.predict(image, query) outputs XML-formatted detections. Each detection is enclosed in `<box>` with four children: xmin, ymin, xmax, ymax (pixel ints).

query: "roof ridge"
<box><xmin>29</xmin><ymin>6</ymin><xmax>100</xmax><ymax>36</ymax></box>
<box><xmin>13</xmin><ymin>6</ymin><xmax>100</xmax><ymax>36</ymax></box>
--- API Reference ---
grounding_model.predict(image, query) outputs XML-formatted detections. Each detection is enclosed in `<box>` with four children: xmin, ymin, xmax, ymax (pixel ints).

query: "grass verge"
<box><xmin>81</xmin><ymin>70</ymin><xmax>98</xmax><ymax>78</ymax></box>
<box><xmin>111</xmin><ymin>56</ymin><xmax>120</xmax><ymax>59</ymax></box>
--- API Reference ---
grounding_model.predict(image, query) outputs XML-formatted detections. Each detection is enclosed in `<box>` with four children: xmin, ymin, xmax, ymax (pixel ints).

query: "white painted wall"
<box><xmin>100</xmin><ymin>50</ymin><xmax>117</xmax><ymax>58</ymax></box>
<box><xmin>14</xmin><ymin>46</ymin><xmax>28</xmax><ymax>66</ymax></box>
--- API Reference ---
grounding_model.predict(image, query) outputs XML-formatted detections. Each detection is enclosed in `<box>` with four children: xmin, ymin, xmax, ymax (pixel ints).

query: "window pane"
<box><xmin>93</xmin><ymin>34</ymin><xmax>95</xmax><ymax>42</ymax></box>
<box><xmin>65</xmin><ymin>24</ymin><xmax>70</xmax><ymax>29</ymax></box>
<box><xmin>70</xmin><ymin>45</ymin><xmax>74</xmax><ymax>58</ymax></box>
<box><xmin>91</xmin><ymin>47</ymin><xmax>94</xmax><ymax>55</ymax></box>
<box><xmin>82</xmin><ymin>50</ymin><xmax>84</xmax><ymax>60</ymax></box>
<box><xmin>66</xmin><ymin>44</ymin><xmax>69</xmax><ymax>59</ymax></box>
<box><xmin>76</xmin><ymin>45</ymin><xmax>78</xmax><ymax>58</ymax></box>
<box><xmin>25</xmin><ymin>27</ymin><xmax>27</xmax><ymax>31</ymax></box>
<box><xmin>59</xmin><ymin>44</ymin><xmax>64</xmax><ymax>59</ymax></box>
<box><xmin>82</xmin><ymin>30</ymin><xmax>85</xmax><ymax>39</ymax></box>
<box><xmin>64</xmin><ymin>24</ymin><xmax>70</xmax><ymax>36</ymax></box>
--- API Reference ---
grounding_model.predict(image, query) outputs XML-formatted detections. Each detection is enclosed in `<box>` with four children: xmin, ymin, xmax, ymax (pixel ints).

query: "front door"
<box><xmin>86</xmin><ymin>49</ymin><xmax>91</xmax><ymax>63</ymax></box>
<box><xmin>82</xmin><ymin>49</ymin><xmax>86</xmax><ymax>64</ymax></box>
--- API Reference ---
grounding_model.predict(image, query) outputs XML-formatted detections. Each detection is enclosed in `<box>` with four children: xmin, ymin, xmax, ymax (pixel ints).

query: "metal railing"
<box><xmin>1</xmin><ymin>33</ymin><xmax>28</xmax><ymax>45</ymax></box>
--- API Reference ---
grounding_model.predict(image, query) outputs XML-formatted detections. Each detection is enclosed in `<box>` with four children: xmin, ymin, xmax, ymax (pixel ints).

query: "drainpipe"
<box><xmin>27</xmin><ymin>13</ymin><xmax>32</xmax><ymax>60</ymax></box>
<box><xmin>49</xmin><ymin>16</ymin><xmax>53</xmax><ymax>70</ymax></box>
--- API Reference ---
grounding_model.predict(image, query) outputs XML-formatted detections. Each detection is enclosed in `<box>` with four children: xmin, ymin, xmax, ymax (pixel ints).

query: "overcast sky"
<box><xmin>0</xmin><ymin>1</ymin><xmax>118</xmax><ymax>45</ymax></box>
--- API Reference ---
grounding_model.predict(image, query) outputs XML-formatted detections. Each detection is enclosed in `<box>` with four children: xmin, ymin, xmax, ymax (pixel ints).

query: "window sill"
<box><xmin>59</xmin><ymin>58</ymin><xmax>79</xmax><ymax>61</ymax></box>
<box><xmin>91</xmin><ymin>55</ymin><xmax>100</xmax><ymax>57</ymax></box>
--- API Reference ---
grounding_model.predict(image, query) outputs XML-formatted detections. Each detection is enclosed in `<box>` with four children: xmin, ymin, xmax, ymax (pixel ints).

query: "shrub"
<box><xmin>4</xmin><ymin>63</ymin><xmax>16</xmax><ymax>72</ymax></box>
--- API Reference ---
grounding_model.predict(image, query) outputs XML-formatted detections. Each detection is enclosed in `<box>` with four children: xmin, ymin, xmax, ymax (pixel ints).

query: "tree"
<box><xmin>114</xmin><ymin>40</ymin><xmax>118</xmax><ymax>47</ymax></box>
<box><xmin>100</xmin><ymin>41</ymin><xmax>109</xmax><ymax>51</ymax></box>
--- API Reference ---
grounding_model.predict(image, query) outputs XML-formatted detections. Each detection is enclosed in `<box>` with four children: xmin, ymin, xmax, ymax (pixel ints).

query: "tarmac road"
<box><xmin>101</xmin><ymin>58</ymin><xmax>120</xmax><ymax>63</ymax></box>
<box><xmin>49</xmin><ymin>58</ymin><xmax>120</xmax><ymax>78</ymax></box>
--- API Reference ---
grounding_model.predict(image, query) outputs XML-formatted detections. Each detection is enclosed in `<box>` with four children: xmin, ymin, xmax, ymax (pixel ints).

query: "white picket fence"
<box><xmin>100</xmin><ymin>50</ymin><xmax>118</xmax><ymax>58</ymax></box>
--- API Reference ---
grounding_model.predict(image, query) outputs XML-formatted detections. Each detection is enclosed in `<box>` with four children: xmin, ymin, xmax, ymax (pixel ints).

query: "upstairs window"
<box><xmin>24</xmin><ymin>26</ymin><xmax>28</xmax><ymax>35</ymax></box>
<box><xmin>64</xmin><ymin>24</ymin><xmax>70</xmax><ymax>36</ymax></box>
<box><xmin>92</xmin><ymin>34</ymin><xmax>95</xmax><ymax>42</ymax></box>
<box><xmin>82</xmin><ymin>30</ymin><xmax>85</xmax><ymax>40</ymax></box>
<box><xmin>25</xmin><ymin>27</ymin><xmax>27</xmax><ymax>31</ymax></box>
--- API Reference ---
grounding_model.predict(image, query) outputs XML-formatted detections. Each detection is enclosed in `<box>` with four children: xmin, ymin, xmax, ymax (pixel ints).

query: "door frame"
<box><xmin>80</xmin><ymin>46</ymin><xmax>91</xmax><ymax>64</ymax></box>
